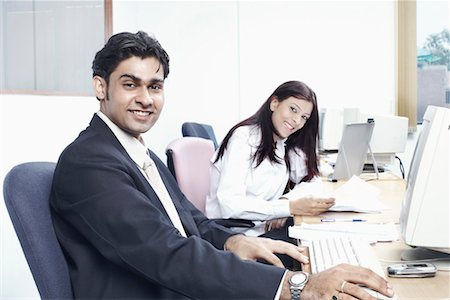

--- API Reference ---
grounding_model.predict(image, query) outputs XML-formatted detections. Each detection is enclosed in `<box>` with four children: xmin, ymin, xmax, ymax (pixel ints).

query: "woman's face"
<box><xmin>270</xmin><ymin>96</ymin><xmax>313</xmax><ymax>139</ymax></box>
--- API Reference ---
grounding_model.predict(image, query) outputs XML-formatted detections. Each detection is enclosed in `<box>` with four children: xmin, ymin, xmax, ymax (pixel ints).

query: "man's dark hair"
<box><xmin>92</xmin><ymin>31</ymin><xmax>170</xmax><ymax>84</ymax></box>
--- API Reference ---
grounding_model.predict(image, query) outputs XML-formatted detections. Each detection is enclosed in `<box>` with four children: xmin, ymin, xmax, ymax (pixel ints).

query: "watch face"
<box><xmin>291</xmin><ymin>273</ymin><xmax>307</xmax><ymax>285</ymax></box>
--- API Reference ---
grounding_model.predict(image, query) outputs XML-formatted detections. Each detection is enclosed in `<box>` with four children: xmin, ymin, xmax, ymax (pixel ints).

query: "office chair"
<box><xmin>181</xmin><ymin>122</ymin><xmax>219</xmax><ymax>149</ymax></box>
<box><xmin>3</xmin><ymin>162</ymin><xmax>73</xmax><ymax>300</ymax></box>
<box><xmin>166</xmin><ymin>137</ymin><xmax>253</xmax><ymax>228</ymax></box>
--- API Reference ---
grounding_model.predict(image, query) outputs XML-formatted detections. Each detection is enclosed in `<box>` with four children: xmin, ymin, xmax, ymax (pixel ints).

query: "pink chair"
<box><xmin>166</xmin><ymin>137</ymin><xmax>254</xmax><ymax>228</ymax></box>
<box><xmin>166</xmin><ymin>137</ymin><xmax>214</xmax><ymax>213</ymax></box>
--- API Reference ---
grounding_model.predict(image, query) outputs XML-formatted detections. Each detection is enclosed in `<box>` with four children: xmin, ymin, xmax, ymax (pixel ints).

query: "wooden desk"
<box><xmin>294</xmin><ymin>174</ymin><xmax>450</xmax><ymax>299</ymax></box>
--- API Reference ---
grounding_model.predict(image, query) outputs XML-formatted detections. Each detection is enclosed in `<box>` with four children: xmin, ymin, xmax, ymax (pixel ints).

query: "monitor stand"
<box><xmin>401</xmin><ymin>247</ymin><xmax>450</xmax><ymax>271</ymax></box>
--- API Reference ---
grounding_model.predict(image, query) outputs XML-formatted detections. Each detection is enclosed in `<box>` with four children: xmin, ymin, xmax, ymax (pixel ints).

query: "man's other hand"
<box><xmin>281</xmin><ymin>264</ymin><xmax>395</xmax><ymax>300</ymax></box>
<box><xmin>224</xmin><ymin>235</ymin><xmax>309</xmax><ymax>268</ymax></box>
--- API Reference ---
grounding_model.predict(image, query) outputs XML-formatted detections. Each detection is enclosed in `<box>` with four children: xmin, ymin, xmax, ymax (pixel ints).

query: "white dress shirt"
<box><xmin>206</xmin><ymin>125</ymin><xmax>322</xmax><ymax>236</ymax></box>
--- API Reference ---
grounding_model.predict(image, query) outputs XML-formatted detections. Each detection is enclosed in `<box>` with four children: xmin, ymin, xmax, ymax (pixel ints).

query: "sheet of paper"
<box><xmin>329</xmin><ymin>175</ymin><xmax>386</xmax><ymax>213</ymax></box>
<box><xmin>284</xmin><ymin>175</ymin><xmax>386</xmax><ymax>213</ymax></box>
<box><xmin>288</xmin><ymin>222</ymin><xmax>399</xmax><ymax>243</ymax></box>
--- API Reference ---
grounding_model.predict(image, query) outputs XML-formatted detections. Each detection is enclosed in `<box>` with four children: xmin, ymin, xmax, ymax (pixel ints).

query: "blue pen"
<box><xmin>320</xmin><ymin>218</ymin><xmax>367</xmax><ymax>222</ymax></box>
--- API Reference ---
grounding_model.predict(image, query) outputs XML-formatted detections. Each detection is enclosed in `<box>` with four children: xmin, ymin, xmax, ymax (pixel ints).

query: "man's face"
<box><xmin>94</xmin><ymin>56</ymin><xmax>165</xmax><ymax>138</ymax></box>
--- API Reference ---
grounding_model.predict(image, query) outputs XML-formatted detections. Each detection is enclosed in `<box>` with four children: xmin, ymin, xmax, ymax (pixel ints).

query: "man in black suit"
<box><xmin>50</xmin><ymin>31</ymin><xmax>395</xmax><ymax>299</ymax></box>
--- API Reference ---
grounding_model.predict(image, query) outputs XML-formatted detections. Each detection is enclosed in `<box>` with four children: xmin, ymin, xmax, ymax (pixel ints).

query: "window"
<box><xmin>416</xmin><ymin>0</ymin><xmax>449</xmax><ymax>123</ymax></box>
<box><xmin>0</xmin><ymin>0</ymin><xmax>112</xmax><ymax>95</ymax></box>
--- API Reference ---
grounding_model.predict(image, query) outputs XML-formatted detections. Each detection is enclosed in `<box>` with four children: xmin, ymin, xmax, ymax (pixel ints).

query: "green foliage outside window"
<box><xmin>418</xmin><ymin>29</ymin><xmax>450</xmax><ymax>70</ymax></box>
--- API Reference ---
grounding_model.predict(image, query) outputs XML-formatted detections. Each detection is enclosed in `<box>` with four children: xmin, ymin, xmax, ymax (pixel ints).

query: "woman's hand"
<box><xmin>289</xmin><ymin>196</ymin><xmax>335</xmax><ymax>216</ymax></box>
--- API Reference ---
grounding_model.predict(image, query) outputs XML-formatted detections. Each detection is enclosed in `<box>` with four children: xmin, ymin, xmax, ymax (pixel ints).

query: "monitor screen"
<box><xmin>400</xmin><ymin>106</ymin><xmax>450</xmax><ymax>259</ymax></box>
<box><xmin>331</xmin><ymin>122</ymin><xmax>375</xmax><ymax>180</ymax></box>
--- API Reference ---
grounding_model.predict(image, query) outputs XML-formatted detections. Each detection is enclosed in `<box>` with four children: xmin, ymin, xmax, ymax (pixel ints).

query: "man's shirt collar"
<box><xmin>96</xmin><ymin>111</ymin><xmax>148</xmax><ymax>168</ymax></box>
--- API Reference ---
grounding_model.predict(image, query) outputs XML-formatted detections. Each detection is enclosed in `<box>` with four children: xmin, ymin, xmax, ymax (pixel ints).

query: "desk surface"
<box><xmin>294</xmin><ymin>174</ymin><xmax>450</xmax><ymax>299</ymax></box>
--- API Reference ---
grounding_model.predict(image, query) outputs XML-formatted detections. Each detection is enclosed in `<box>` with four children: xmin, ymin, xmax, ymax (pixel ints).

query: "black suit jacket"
<box><xmin>50</xmin><ymin>115</ymin><xmax>284</xmax><ymax>299</ymax></box>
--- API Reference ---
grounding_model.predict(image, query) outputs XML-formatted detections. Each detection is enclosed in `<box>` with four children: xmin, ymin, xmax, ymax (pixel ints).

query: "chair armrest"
<box><xmin>213</xmin><ymin>218</ymin><xmax>255</xmax><ymax>228</ymax></box>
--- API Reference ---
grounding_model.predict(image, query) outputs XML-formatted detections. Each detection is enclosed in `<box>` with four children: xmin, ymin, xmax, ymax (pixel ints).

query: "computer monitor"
<box><xmin>319</xmin><ymin>109</ymin><xmax>408</xmax><ymax>168</ymax></box>
<box><xmin>319</xmin><ymin>107</ymin><xmax>360</xmax><ymax>152</ymax></box>
<box><xmin>400</xmin><ymin>106</ymin><xmax>450</xmax><ymax>263</ymax></box>
<box><xmin>361</xmin><ymin>114</ymin><xmax>409</xmax><ymax>166</ymax></box>
<box><xmin>331</xmin><ymin>121</ymin><xmax>375</xmax><ymax>181</ymax></box>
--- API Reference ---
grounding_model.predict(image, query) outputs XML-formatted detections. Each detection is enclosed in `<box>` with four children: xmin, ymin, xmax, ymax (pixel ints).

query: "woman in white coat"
<box><xmin>206</xmin><ymin>81</ymin><xmax>335</xmax><ymax>267</ymax></box>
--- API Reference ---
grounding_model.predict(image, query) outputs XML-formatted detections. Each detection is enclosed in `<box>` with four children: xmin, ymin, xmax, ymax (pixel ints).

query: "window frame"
<box><xmin>396</xmin><ymin>0</ymin><xmax>417</xmax><ymax>132</ymax></box>
<box><xmin>1</xmin><ymin>0</ymin><xmax>112</xmax><ymax>97</ymax></box>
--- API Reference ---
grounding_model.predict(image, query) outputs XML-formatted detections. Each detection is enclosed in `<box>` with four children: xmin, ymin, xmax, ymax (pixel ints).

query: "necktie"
<box><xmin>143</xmin><ymin>157</ymin><xmax>187</xmax><ymax>237</ymax></box>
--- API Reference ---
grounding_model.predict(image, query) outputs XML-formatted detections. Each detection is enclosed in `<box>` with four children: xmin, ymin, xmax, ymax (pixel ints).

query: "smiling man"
<box><xmin>94</xmin><ymin>56</ymin><xmax>165</xmax><ymax>138</ymax></box>
<box><xmin>49</xmin><ymin>31</ymin><xmax>395</xmax><ymax>300</ymax></box>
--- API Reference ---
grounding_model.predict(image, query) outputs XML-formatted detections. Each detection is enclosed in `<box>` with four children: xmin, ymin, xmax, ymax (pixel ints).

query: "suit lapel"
<box><xmin>89</xmin><ymin>115</ymin><xmax>176</xmax><ymax>223</ymax></box>
<box><xmin>90</xmin><ymin>114</ymin><xmax>200</xmax><ymax>237</ymax></box>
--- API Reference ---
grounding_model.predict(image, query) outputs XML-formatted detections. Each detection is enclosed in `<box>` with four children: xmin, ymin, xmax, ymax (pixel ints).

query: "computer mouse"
<box><xmin>361</xmin><ymin>287</ymin><xmax>397</xmax><ymax>300</ymax></box>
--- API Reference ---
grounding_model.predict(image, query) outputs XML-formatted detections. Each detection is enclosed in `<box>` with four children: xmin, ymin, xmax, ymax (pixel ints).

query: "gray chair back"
<box><xmin>3</xmin><ymin>162</ymin><xmax>73</xmax><ymax>299</ymax></box>
<box><xmin>181</xmin><ymin>122</ymin><xmax>219</xmax><ymax>149</ymax></box>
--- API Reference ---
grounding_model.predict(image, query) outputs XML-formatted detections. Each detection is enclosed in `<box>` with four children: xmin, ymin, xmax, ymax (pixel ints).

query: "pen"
<box><xmin>320</xmin><ymin>218</ymin><xmax>367</xmax><ymax>222</ymax></box>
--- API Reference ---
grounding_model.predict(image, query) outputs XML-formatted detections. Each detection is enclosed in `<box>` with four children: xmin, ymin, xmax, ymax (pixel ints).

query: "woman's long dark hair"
<box><xmin>215</xmin><ymin>80</ymin><xmax>320</xmax><ymax>182</ymax></box>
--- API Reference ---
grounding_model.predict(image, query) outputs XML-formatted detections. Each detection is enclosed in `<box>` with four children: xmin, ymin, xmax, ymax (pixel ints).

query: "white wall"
<box><xmin>1</xmin><ymin>95</ymin><xmax>99</xmax><ymax>298</ymax></box>
<box><xmin>238</xmin><ymin>1</ymin><xmax>395</xmax><ymax>118</ymax></box>
<box><xmin>114</xmin><ymin>1</ymin><xmax>395</xmax><ymax>159</ymax></box>
<box><xmin>113</xmin><ymin>1</ymin><xmax>241</xmax><ymax>158</ymax></box>
<box><xmin>1</xmin><ymin>1</ymin><xmax>396</xmax><ymax>298</ymax></box>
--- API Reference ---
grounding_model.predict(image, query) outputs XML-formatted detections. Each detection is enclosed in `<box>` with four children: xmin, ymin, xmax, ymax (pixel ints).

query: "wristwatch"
<box><xmin>288</xmin><ymin>271</ymin><xmax>309</xmax><ymax>300</ymax></box>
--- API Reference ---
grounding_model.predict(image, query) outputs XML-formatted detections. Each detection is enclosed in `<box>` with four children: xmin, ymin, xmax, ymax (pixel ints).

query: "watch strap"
<box><xmin>289</xmin><ymin>272</ymin><xmax>308</xmax><ymax>300</ymax></box>
<box><xmin>290</xmin><ymin>286</ymin><xmax>301</xmax><ymax>300</ymax></box>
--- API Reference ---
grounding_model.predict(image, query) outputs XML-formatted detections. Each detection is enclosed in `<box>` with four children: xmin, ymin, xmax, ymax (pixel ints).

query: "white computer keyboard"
<box><xmin>300</xmin><ymin>235</ymin><xmax>385</xmax><ymax>278</ymax></box>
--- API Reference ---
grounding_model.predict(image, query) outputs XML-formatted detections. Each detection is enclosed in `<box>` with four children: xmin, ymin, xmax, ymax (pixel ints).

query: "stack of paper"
<box><xmin>283</xmin><ymin>175</ymin><xmax>387</xmax><ymax>213</ymax></box>
<box><xmin>329</xmin><ymin>175</ymin><xmax>387</xmax><ymax>213</ymax></box>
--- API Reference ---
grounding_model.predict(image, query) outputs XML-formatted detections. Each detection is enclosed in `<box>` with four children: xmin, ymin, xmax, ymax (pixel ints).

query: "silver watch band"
<box><xmin>290</xmin><ymin>287</ymin><xmax>301</xmax><ymax>300</ymax></box>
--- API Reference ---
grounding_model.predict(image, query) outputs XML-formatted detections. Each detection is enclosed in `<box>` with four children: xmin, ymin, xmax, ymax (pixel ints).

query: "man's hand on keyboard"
<box><xmin>300</xmin><ymin>264</ymin><xmax>395</xmax><ymax>300</ymax></box>
<box><xmin>224</xmin><ymin>235</ymin><xmax>309</xmax><ymax>268</ymax></box>
<box><xmin>289</xmin><ymin>196</ymin><xmax>335</xmax><ymax>216</ymax></box>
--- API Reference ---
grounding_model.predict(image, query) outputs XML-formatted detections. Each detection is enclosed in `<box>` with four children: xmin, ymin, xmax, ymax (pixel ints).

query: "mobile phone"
<box><xmin>387</xmin><ymin>263</ymin><xmax>437</xmax><ymax>278</ymax></box>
